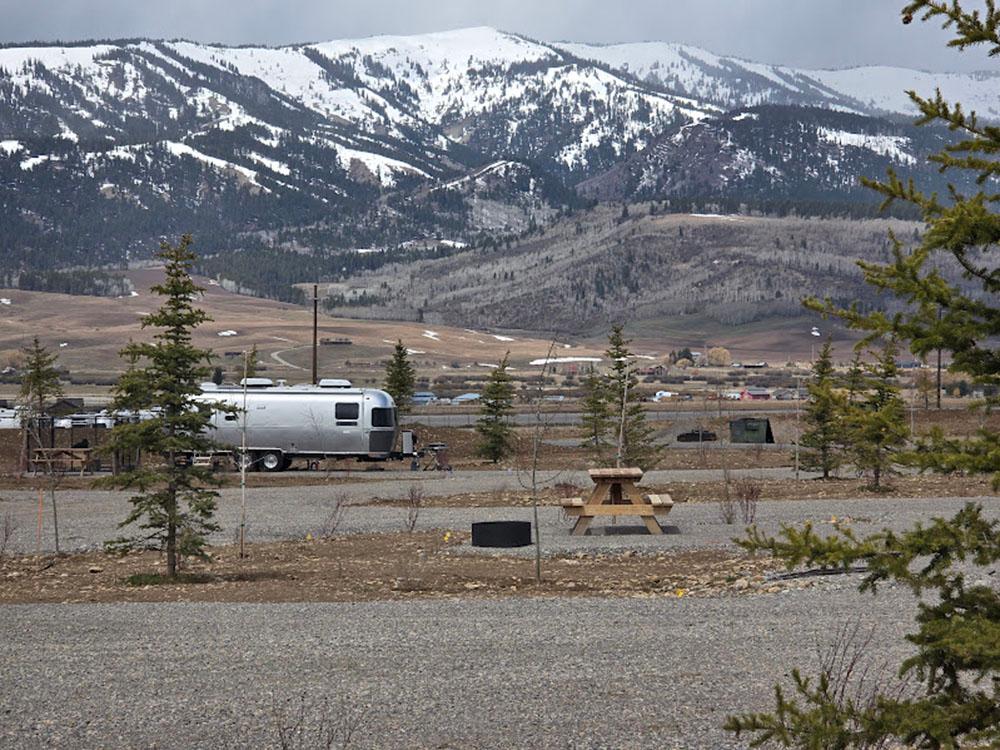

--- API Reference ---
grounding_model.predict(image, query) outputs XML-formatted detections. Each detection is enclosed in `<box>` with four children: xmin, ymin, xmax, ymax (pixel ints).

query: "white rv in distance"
<box><xmin>197</xmin><ymin>378</ymin><xmax>399</xmax><ymax>471</ymax></box>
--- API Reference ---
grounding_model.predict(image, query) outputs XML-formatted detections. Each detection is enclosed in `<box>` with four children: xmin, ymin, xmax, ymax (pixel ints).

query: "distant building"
<box><xmin>740</xmin><ymin>387</ymin><xmax>771</xmax><ymax>401</ymax></box>
<box><xmin>730</xmin><ymin>417</ymin><xmax>775</xmax><ymax>444</ymax></box>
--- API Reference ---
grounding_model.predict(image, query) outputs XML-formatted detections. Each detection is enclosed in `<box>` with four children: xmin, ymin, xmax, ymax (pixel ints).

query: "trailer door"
<box><xmin>329</xmin><ymin>397</ymin><xmax>366</xmax><ymax>454</ymax></box>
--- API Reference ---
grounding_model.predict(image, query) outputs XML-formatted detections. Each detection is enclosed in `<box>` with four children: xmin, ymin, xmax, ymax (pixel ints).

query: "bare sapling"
<box><xmin>403</xmin><ymin>485</ymin><xmax>423</xmax><ymax>533</ymax></box>
<box><xmin>733</xmin><ymin>478</ymin><xmax>761</xmax><ymax>525</ymax></box>
<box><xmin>813</xmin><ymin>620</ymin><xmax>914</xmax><ymax>750</ymax></box>
<box><xmin>270</xmin><ymin>690</ymin><xmax>369</xmax><ymax>750</ymax></box>
<box><xmin>0</xmin><ymin>509</ymin><xmax>17</xmax><ymax>558</ymax></box>
<box><xmin>719</xmin><ymin>468</ymin><xmax>737</xmax><ymax>524</ymax></box>
<box><xmin>514</xmin><ymin>336</ymin><xmax>568</xmax><ymax>583</ymax></box>
<box><xmin>320</xmin><ymin>492</ymin><xmax>350</xmax><ymax>537</ymax></box>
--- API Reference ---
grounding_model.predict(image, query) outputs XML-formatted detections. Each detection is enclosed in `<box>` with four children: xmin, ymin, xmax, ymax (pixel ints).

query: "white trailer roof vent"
<box><xmin>318</xmin><ymin>378</ymin><xmax>352</xmax><ymax>389</ymax></box>
<box><xmin>240</xmin><ymin>377</ymin><xmax>275</xmax><ymax>388</ymax></box>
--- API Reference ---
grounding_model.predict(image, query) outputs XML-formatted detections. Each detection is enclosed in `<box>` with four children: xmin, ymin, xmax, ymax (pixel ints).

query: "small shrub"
<box><xmin>320</xmin><ymin>493</ymin><xmax>350</xmax><ymax>537</ymax></box>
<box><xmin>0</xmin><ymin>510</ymin><xmax>16</xmax><ymax>558</ymax></box>
<box><xmin>719</xmin><ymin>469</ymin><xmax>737</xmax><ymax>524</ymax></box>
<box><xmin>271</xmin><ymin>690</ymin><xmax>369</xmax><ymax>750</ymax></box>
<box><xmin>404</xmin><ymin>485</ymin><xmax>423</xmax><ymax>533</ymax></box>
<box><xmin>733</xmin><ymin>479</ymin><xmax>761</xmax><ymax>525</ymax></box>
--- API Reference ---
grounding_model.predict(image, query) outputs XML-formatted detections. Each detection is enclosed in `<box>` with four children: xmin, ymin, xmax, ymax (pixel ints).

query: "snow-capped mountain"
<box><xmin>577</xmin><ymin>106</ymin><xmax>956</xmax><ymax>205</ymax></box>
<box><xmin>0</xmin><ymin>27</ymin><xmax>993</xmax><ymax>298</ymax></box>
<box><xmin>556</xmin><ymin>40</ymin><xmax>1000</xmax><ymax>119</ymax></box>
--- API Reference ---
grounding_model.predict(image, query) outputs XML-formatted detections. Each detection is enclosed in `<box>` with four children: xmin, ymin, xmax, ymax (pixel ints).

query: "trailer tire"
<box><xmin>259</xmin><ymin>451</ymin><xmax>284</xmax><ymax>472</ymax></box>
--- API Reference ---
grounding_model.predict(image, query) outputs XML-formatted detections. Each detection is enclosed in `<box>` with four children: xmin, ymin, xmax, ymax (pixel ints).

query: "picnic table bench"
<box><xmin>31</xmin><ymin>447</ymin><xmax>98</xmax><ymax>475</ymax></box>
<box><xmin>561</xmin><ymin>467</ymin><xmax>673</xmax><ymax>535</ymax></box>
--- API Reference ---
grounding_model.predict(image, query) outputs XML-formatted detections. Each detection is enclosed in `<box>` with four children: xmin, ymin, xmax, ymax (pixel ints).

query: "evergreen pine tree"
<box><xmin>244</xmin><ymin>344</ymin><xmax>259</xmax><ymax>379</ymax></box>
<box><xmin>383</xmin><ymin>339</ymin><xmax>416</xmax><ymax>415</ymax></box>
<box><xmin>847</xmin><ymin>340</ymin><xmax>909</xmax><ymax>491</ymax></box>
<box><xmin>799</xmin><ymin>339</ymin><xmax>847</xmax><ymax>479</ymax></box>
<box><xmin>18</xmin><ymin>336</ymin><xmax>63</xmax><ymax>427</ymax></box>
<box><xmin>843</xmin><ymin>350</ymin><xmax>866</xmax><ymax>403</ymax></box>
<box><xmin>605</xmin><ymin>325</ymin><xmax>660</xmax><ymax>470</ymax></box>
<box><xmin>731</xmin><ymin>5</ymin><xmax>1000</xmax><ymax>746</ymax></box>
<box><xmin>476</xmin><ymin>353</ymin><xmax>515</xmax><ymax>463</ymax></box>
<box><xmin>100</xmin><ymin>235</ymin><xmax>228</xmax><ymax>577</ymax></box>
<box><xmin>18</xmin><ymin>337</ymin><xmax>65</xmax><ymax>551</ymax></box>
<box><xmin>579</xmin><ymin>365</ymin><xmax>613</xmax><ymax>462</ymax></box>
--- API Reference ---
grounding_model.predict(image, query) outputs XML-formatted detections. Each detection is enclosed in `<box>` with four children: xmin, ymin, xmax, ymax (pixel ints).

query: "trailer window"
<box><xmin>335</xmin><ymin>403</ymin><xmax>359</xmax><ymax>425</ymax></box>
<box><xmin>371</xmin><ymin>408</ymin><xmax>394</xmax><ymax>427</ymax></box>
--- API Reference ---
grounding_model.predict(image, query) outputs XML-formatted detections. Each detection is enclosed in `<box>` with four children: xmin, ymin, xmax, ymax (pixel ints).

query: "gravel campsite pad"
<box><xmin>0</xmin><ymin>485</ymin><xmax>996</xmax><ymax>748</ymax></box>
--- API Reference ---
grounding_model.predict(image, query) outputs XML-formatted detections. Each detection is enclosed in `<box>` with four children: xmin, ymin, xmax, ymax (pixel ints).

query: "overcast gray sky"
<box><xmin>0</xmin><ymin>0</ymin><xmax>994</xmax><ymax>72</ymax></box>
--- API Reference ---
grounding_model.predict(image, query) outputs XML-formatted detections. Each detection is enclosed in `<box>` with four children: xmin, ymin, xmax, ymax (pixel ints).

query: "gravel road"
<box><xmin>1</xmin><ymin>471</ymin><xmax>994</xmax><ymax>554</ymax></box>
<box><xmin>0</xmin><ymin>587</ymin><xmax>919</xmax><ymax>749</ymax></box>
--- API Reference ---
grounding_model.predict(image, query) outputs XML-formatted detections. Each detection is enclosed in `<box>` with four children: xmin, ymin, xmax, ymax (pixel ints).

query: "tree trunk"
<box><xmin>166</xmin><ymin>477</ymin><xmax>177</xmax><ymax>577</ymax></box>
<box><xmin>49</xmin><ymin>486</ymin><xmax>60</xmax><ymax>555</ymax></box>
<box><xmin>166</xmin><ymin>515</ymin><xmax>177</xmax><ymax>577</ymax></box>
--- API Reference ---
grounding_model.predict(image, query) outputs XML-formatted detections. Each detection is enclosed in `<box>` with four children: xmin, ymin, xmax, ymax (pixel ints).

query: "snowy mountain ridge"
<box><xmin>0</xmin><ymin>27</ymin><xmax>994</xmax><ymax>296</ymax></box>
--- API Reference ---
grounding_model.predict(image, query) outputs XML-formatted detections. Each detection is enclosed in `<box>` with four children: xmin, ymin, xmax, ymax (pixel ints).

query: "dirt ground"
<box><xmin>359</xmin><ymin>474</ymin><xmax>996</xmax><ymax>508</ymax></box>
<box><xmin>0</xmin><ymin>531</ymin><xmax>784</xmax><ymax>604</ymax></box>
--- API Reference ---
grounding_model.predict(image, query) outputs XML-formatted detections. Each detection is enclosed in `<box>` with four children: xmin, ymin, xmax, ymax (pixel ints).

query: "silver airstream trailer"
<box><xmin>197</xmin><ymin>378</ymin><xmax>399</xmax><ymax>471</ymax></box>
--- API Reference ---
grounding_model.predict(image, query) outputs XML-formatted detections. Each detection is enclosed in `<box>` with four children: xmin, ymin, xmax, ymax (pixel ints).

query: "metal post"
<box><xmin>312</xmin><ymin>284</ymin><xmax>319</xmax><ymax>385</ymax></box>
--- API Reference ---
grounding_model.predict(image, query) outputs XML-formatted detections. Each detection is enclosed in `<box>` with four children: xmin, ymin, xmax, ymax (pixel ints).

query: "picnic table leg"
<box><xmin>641</xmin><ymin>516</ymin><xmax>663</xmax><ymax>535</ymax></box>
<box><xmin>571</xmin><ymin>515</ymin><xmax>594</xmax><ymax>536</ymax></box>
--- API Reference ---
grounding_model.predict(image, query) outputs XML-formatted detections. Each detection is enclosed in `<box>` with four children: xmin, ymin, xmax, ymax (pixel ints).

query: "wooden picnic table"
<box><xmin>561</xmin><ymin>467</ymin><xmax>673</xmax><ymax>536</ymax></box>
<box><xmin>31</xmin><ymin>447</ymin><xmax>97</xmax><ymax>475</ymax></box>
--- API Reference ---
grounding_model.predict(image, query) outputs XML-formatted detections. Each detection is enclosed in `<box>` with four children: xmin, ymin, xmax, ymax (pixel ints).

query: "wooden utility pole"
<box><xmin>312</xmin><ymin>284</ymin><xmax>319</xmax><ymax>385</ymax></box>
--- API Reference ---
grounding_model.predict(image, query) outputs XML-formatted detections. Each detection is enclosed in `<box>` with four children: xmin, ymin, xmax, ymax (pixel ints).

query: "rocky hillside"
<box><xmin>319</xmin><ymin>206</ymin><xmax>938</xmax><ymax>333</ymax></box>
<box><xmin>576</xmin><ymin>105</ymin><xmax>956</xmax><ymax>206</ymax></box>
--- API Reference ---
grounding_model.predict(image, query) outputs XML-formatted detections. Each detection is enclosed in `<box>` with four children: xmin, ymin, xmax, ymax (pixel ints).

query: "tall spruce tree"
<box><xmin>799</xmin><ymin>339</ymin><xmax>847</xmax><ymax>479</ymax></box>
<box><xmin>843</xmin><ymin>350</ymin><xmax>866</xmax><ymax>404</ymax></box>
<box><xmin>101</xmin><ymin>235</ymin><xmax>227</xmax><ymax>577</ymax></box>
<box><xmin>18</xmin><ymin>336</ymin><xmax>63</xmax><ymax>426</ymax></box>
<box><xmin>730</xmin><ymin>3</ymin><xmax>1000</xmax><ymax>746</ymax></box>
<box><xmin>383</xmin><ymin>340</ymin><xmax>416</xmax><ymax>415</ymax></box>
<box><xmin>848</xmin><ymin>340</ymin><xmax>910</xmax><ymax>491</ymax></box>
<box><xmin>579</xmin><ymin>365</ymin><xmax>613</xmax><ymax>463</ymax></box>
<box><xmin>606</xmin><ymin>325</ymin><xmax>660</xmax><ymax>470</ymax></box>
<box><xmin>18</xmin><ymin>337</ymin><xmax>65</xmax><ymax>551</ymax></box>
<box><xmin>476</xmin><ymin>353</ymin><xmax>515</xmax><ymax>463</ymax></box>
<box><xmin>244</xmin><ymin>343</ymin><xmax>259</xmax><ymax>379</ymax></box>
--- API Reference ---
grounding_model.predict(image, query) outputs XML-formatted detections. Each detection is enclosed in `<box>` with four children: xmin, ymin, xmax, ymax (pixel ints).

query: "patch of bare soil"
<box><xmin>0</xmin><ymin>531</ymin><xmax>785</xmax><ymax>604</ymax></box>
<box><xmin>658</xmin><ymin>474</ymin><xmax>996</xmax><ymax>504</ymax></box>
<box><xmin>361</xmin><ymin>475</ymin><xmax>995</xmax><ymax>508</ymax></box>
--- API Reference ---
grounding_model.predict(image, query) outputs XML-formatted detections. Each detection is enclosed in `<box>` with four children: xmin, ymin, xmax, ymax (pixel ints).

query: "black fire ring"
<box><xmin>471</xmin><ymin>521</ymin><xmax>532</xmax><ymax>548</ymax></box>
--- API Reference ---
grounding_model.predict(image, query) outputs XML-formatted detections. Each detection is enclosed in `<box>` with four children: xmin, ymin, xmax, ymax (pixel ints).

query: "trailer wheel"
<box><xmin>259</xmin><ymin>451</ymin><xmax>284</xmax><ymax>472</ymax></box>
<box><xmin>235</xmin><ymin>451</ymin><xmax>254</xmax><ymax>472</ymax></box>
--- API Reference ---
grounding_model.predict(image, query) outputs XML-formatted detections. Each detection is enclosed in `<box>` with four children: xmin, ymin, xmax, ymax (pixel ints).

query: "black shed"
<box><xmin>729</xmin><ymin>417</ymin><xmax>775</xmax><ymax>444</ymax></box>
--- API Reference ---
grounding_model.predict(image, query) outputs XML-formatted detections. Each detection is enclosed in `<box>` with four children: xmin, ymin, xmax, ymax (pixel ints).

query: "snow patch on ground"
<box><xmin>0</xmin><ymin>141</ymin><xmax>24</xmax><ymax>155</ymax></box>
<box><xmin>529</xmin><ymin>356</ymin><xmax>601</xmax><ymax>365</ymax></box>
<box><xmin>492</xmin><ymin>335</ymin><xmax>514</xmax><ymax>342</ymax></box>
<box><xmin>815</xmin><ymin>127</ymin><xmax>916</xmax><ymax>165</ymax></box>
<box><xmin>422</xmin><ymin>330</ymin><xmax>440</xmax><ymax>341</ymax></box>
<box><xmin>164</xmin><ymin>141</ymin><xmax>270</xmax><ymax>190</ymax></box>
